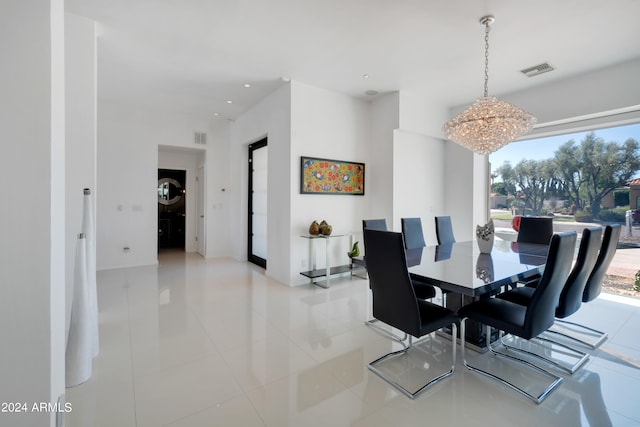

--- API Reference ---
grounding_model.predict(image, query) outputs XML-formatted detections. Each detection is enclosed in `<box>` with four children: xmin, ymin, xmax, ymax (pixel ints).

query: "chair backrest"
<box><xmin>523</xmin><ymin>231</ymin><xmax>577</xmax><ymax>338</ymax></box>
<box><xmin>362</xmin><ymin>219</ymin><xmax>388</xmax><ymax>262</ymax></box>
<box><xmin>517</xmin><ymin>217</ymin><xmax>554</xmax><ymax>245</ymax></box>
<box><xmin>435</xmin><ymin>216</ymin><xmax>455</xmax><ymax>245</ymax></box>
<box><xmin>555</xmin><ymin>227</ymin><xmax>603</xmax><ymax>318</ymax></box>
<box><xmin>363</xmin><ymin>229</ymin><xmax>422</xmax><ymax>337</ymax></box>
<box><xmin>401</xmin><ymin>217</ymin><xmax>426</xmax><ymax>250</ymax></box>
<box><xmin>582</xmin><ymin>224</ymin><xmax>621</xmax><ymax>303</ymax></box>
<box><xmin>362</xmin><ymin>218</ymin><xmax>388</xmax><ymax>231</ymax></box>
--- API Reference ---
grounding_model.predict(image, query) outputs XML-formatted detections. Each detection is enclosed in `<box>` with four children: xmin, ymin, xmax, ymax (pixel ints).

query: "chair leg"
<box><xmin>365</xmin><ymin>319</ymin><xmax>408</xmax><ymax>344</ymax></box>
<box><xmin>499</xmin><ymin>334</ymin><xmax>589</xmax><ymax>374</ymax></box>
<box><xmin>368</xmin><ymin>324</ymin><xmax>457</xmax><ymax>399</ymax></box>
<box><xmin>545</xmin><ymin>319</ymin><xmax>608</xmax><ymax>350</ymax></box>
<box><xmin>460</xmin><ymin>319</ymin><xmax>563</xmax><ymax>404</ymax></box>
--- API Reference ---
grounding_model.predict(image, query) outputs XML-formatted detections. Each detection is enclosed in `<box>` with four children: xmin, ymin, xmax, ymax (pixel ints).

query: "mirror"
<box><xmin>158</xmin><ymin>177</ymin><xmax>183</xmax><ymax>205</ymax></box>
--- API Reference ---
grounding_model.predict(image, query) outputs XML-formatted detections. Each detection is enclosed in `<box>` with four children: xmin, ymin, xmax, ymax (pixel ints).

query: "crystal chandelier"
<box><xmin>442</xmin><ymin>15</ymin><xmax>536</xmax><ymax>155</ymax></box>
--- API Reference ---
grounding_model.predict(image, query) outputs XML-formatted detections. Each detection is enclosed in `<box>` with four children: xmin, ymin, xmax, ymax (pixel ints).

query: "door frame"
<box><xmin>248</xmin><ymin>138</ymin><xmax>267</xmax><ymax>268</ymax></box>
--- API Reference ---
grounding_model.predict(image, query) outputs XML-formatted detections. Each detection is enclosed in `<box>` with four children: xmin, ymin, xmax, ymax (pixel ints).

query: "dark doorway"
<box><xmin>248</xmin><ymin>138</ymin><xmax>267</xmax><ymax>268</ymax></box>
<box><xmin>158</xmin><ymin>169</ymin><xmax>186</xmax><ymax>249</ymax></box>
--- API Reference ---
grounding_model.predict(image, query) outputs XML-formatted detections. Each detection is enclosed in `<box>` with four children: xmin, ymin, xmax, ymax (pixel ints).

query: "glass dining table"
<box><xmin>407</xmin><ymin>239</ymin><xmax>549</xmax><ymax>350</ymax></box>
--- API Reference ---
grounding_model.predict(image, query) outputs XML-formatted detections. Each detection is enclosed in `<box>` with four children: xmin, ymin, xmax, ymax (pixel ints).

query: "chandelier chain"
<box><xmin>484</xmin><ymin>21</ymin><xmax>490</xmax><ymax>98</ymax></box>
<box><xmin>441</xmin><ymin>14</ymin><xmax>536</xmax><ymax>155</ymax></box>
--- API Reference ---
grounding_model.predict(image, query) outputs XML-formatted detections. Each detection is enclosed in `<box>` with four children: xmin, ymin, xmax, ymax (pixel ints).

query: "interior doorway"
<box><xmin>248</xmin><ymin>138</ymin><xmax>267</xmax><ymax>268</ymax></box>
<box><xmin>158</xmin><ymin>169</ymin><xmax>186</xmax><ymax>249</ymax></box>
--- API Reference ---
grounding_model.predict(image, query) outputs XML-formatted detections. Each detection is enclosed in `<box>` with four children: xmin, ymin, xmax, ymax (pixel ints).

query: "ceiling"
<box><xmin>65</xmin><ymin>0</ymin><xmax>640</xmax><ymax>121</ymax></box>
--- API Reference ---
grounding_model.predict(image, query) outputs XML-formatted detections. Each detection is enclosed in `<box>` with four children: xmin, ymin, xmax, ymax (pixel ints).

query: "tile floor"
<box><xmin>66</xmin><ymin>250</ymin><xmax>640</xmax><ymax>427</ymax></box>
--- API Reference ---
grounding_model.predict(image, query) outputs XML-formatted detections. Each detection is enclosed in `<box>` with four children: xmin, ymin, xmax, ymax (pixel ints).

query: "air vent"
<box><xmin>194</xmin><ymin>131</ymin><xmax>207</xmax><ymax>145</ymax></box>
<box><xmin>520</xmin><ymin>62</ymin><xmax>555</xmax><ymax>77</ymax></box>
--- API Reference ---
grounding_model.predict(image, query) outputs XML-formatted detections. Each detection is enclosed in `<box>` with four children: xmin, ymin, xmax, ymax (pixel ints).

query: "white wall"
<box><xmin>392</xmin><ymin>130</ymin><xmax>445</xmax><ymax>245</ymax></box>
<box><xmin>508</xmin><ymin>58</ymin><xmax>640</xmax><ymax>133</ymax></box>
<box><xmin>398</xmin><ymin>90</ymin><xmax>450</xmax><ymax>139</ymax></box>
<box><xmin>97</xmin><ymin>102</ymin><xmax>214</xmax><ymax>269</ymax></box>
<box><xmin>0</xmin><ymin>1</ymin><xmax>65</xmax><ymax>426</ymax></box>
<box><xmin>368</xmin><ymin>92</ymin><xmax>400</xmax><ymax>222</ymax></box>
<box><xmin>65</xmin><ymin>13</ymin><xmax>96</xmax><ymax>336</ymax></box>
<box><xmin>204</xmin><ymin>123</ymin><xmax>232</xmax><ymax>258</ymax></box>
<box><xmin>230</xmin><ymin>84</ymin><xmax>292</xmax><ymax>283</ymax></box>
<box><xmin>290</xmin><ymin>82</ymin><xmax>372</xmax><ymax>284</ymax></box>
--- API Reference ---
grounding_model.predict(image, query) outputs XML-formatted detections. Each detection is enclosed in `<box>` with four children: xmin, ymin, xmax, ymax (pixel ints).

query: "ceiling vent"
<box><xmin>520</xmin><ymin>62</ymin><xmax>555</xmax><ymax>77</ymax></box>
<box><xmin>194</xmin><ymin>131</ymin><xmax>207</xmax><ymax>145</ymax></box>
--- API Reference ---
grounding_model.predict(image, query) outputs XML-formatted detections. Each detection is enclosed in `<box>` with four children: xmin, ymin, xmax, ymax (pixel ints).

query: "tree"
<box><xmin>554</xmin><ymin>139</ymin><xmax>583</xmax><ymax>210</ymax></box>
<box><xmin>513</xmin><ymin>159</ymin><xmax>553</xmax><ymax>215</ymax></box>
<box><xmin>495</xmin><ymin>162</ymin><xmax>517</xmax><ymax>198</ymax></box>
<box><xmin>555</xmin><ymin>133</ymin><xmax>640</xmax><ymax>216</ymax></box>
<box><xmin>491</xmin><ymin>182</ymin><xmax>508</xmax><ymax>196</ymax></box>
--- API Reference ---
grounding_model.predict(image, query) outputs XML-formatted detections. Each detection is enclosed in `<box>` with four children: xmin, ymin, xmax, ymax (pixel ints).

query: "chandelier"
<box><xmin>442</xmin><ymin>15</ymin><xmax>536</xmax><ymax>155</ymax></box>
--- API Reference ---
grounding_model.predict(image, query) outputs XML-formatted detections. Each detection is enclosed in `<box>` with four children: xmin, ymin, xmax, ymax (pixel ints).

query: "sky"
<box><xmin>489</xmin><ymin>122</ymin><xmax>640</xmax><ymax>179</ymax></box>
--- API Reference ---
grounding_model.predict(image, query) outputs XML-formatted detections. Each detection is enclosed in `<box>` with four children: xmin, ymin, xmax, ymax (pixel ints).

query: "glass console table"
<box><xmin>300</xmin><ymin>233</ymin><xmax>363</xmax><ymax>288</ymax></box>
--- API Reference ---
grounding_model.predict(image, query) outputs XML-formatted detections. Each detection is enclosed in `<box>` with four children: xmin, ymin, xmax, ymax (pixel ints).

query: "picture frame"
<box><xmin>300</xmin><ymin>156</ymin><xmax>365</xmax><ymax>195</ymax></box>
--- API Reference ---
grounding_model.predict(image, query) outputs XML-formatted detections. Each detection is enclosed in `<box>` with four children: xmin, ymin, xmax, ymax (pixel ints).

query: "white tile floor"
<box><xmin>66</xmin><ymin>249</ymin><xmax>640</xmax><ymax>427</ymax></box>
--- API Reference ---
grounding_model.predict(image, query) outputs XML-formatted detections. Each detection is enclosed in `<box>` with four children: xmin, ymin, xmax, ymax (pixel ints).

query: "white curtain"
<box><xmin>66</xmin><ymin>233</ymin><xmax>92</xmax><ymax>387</ymax></box>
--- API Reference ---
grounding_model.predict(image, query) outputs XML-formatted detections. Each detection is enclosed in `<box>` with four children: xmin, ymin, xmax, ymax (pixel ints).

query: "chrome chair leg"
<box><xmin>368</xmin><ymin>324</ymin><xmax>457</xmax><ymax>399</ymax></box>
<box><xmin>365</xmin><ymin>319</ymin><xmax>408</xmax><ymax>343</ymax></box>
<box><xmin>498</xmin><ymin>334</ymin><xmax>589</xmax><ymax>374</ymax></box>
<box><xmin>460</xmin><ymin>319</ymin><xmax>563</xmax><ymax>404</ymax></box>
<box><xmin>545</xmin><ymin>319</ymin><xmax>608</xmax><ymax>349</ymax></box>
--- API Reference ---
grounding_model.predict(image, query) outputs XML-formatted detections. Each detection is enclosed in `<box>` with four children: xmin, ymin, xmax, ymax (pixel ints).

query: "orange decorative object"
<box><xmin>512</xmin><ymin>215</ymin><xmax>521</xmax><ymax>232</ymax></box>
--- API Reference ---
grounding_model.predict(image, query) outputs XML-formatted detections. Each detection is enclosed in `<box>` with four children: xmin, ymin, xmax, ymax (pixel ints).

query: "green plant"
<box><xmin>635</xmin><ymin>270</ymin><xmax>640</xmax><ymax>292</ymax></box>
<box><xmin>597</xmin><ymin>207</ymin><xmax>628</xmax><ymax>222</ymax></box>
<box><xmin>574</xmin><ymin>210</ymin><xmax>594</xmax><ymax>223</ymax></box>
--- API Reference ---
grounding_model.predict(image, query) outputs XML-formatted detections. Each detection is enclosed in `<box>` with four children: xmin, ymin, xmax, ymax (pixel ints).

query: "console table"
<box><xmin>300</xmin><ymin>233</ymin><xmax>363</xmax><ymax>288</ymax></box>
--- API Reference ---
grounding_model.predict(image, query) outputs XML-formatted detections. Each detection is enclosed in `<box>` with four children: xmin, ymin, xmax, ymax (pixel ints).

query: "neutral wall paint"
<box><xmin>290</xmin><ymin>81</ymin><xmax>371</xmax><ymax>285</ymax></box>
<box><xmin>204</xmin><ymin>123</ymin><xmax>232</xmax><ymax>259</ymax></box>
<box><xmin>0</xmin><ymin>1</ymin><xmax>65</xmax><ymax>426</ymax></box>
<box><xmin>368</xmin><ymin>92</ymin><xmax>400</xmax><ymax>223</ymax></box>
<box><xmin>398</xmin><ymin>90</ymin><xmax>450</xmax><ymax>139</ymax></box>
<box><xmin>97</xmin><ymin>102</ymin><xmax>214</xmax><ymax>269</ymax></box>
<box><xmin>392</xmin><ymin>130</ymin><xmax>445</xmax><ymax>245</ymax></box>
<box><xmin>507</xmin><ymin>58</ymin><xmax>640</xmax><ymax>131</ymax></box>
<box><xmin>65</xmin><ymin>13</ymin><xmax>96</xmax><ymax>337</ymax></box>
<box><xmin>229</xmin><ymin>83</ymin><xmax>292</xmax><ymax>283</ymax></box>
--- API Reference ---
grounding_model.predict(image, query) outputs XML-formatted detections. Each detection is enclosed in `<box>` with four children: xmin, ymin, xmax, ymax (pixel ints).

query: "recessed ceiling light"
<box><xmin>244</xmin><ymin>83</ymin><xmax>251</xmax><ymax>88</ymax></box>
<box><xmin>213</xmin><ymin>112</ymin><xmax>220</xmax><ymax>116</ymax></box>
<box><xmin>363</xmin><ymin>74</ymin><xmax>370</xmax><ymax>79</ymax></box>
<box><xmin>226</xmin><ymin>100</ymin><xmax>233</xmax><ymax>104</ymax></box>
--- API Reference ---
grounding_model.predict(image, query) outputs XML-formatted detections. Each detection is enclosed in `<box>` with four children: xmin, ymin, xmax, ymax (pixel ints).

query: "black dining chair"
<box><xmin>403</xmin><ymin>217</ymin><xmax>448</xmax><ymax>304</ymax></box>
<box><xmin>497</xmin><ymin>226</ymin><xmax>602</xmax><ymax>373</ymax></box>
<box><xmin>401</xmin><ymin>217</ymin><xmax>427</xmax><ymax>250</ymax></box>
<box><xmin>362</xmin><ymin>219</ymin><xmax>436</xmax><ymax>341</ymax></box>
<box><xmin>561</xmin><ymin>224</ymin><xmax>621</xmax><ymax>349</ymax></box>
<box><xmin>364</xmin><ymin>229</ymin><xmax>459</xmax><ymax>399</ymax></box>
<box><xmin>517</xmin><ymin>216</ymin><xmax>554</xmax><ymax>245</ymax></box>
<box><xmin>350</xmin><ymin>219</ymin><xmax>389</xmax><ymax>278</ymax></box>
<box><xmin>513</xmin><ymin>216</ymin><xmax>554</xmax><ymax>286</ymax></box>
<box><xmin>459</xmin><ymin>231</ymin><xmax>577</xmax><ymax>404</ymax></box>
<box><xmin>435</xmin><ymin>216</ymin><xmax>456</xmax><ymax>245</ymax></box>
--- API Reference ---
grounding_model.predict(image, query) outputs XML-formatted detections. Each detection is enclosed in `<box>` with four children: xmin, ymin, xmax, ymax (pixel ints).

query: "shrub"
<box><xmin>635</xmin><ymin>270</ymin><xmax>640</xmax><ymax>292</ymax></box>
<box><xmin>574</xmin><ymin>210</ymin><xmax>594</xmax><ymax>223</ymax></box>
<box><xmin>597</xmin><ymin>207</ymin><xmax>627</xmax><ymax>223</ymax></box>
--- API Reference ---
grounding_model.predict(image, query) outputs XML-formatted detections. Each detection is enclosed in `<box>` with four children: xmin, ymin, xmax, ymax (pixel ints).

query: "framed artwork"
<box><xmin>300</xmin><ymin>156</ymin><xmax>365</xmax><ymax>195</ymax></box>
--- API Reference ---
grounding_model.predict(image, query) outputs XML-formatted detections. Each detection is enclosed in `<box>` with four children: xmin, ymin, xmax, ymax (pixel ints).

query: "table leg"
<box><xmin>444</xmin><ymin>291</ymin><xmax>498</xmax><ymax>352</ymax></box>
